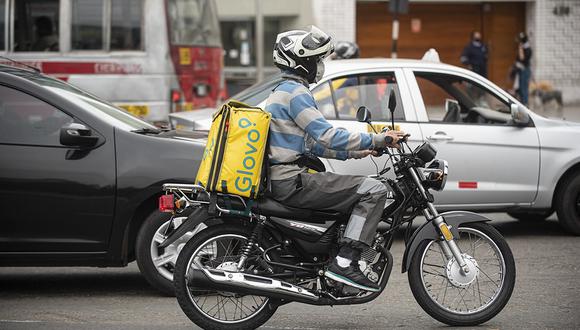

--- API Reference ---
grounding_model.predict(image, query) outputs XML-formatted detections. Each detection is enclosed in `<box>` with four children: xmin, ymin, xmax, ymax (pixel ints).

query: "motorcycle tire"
<box><xmin>174</xmin><ymin>223</ymin><xmax>278</xmax><ymax>330</ymax></box>
<box><xmin>408</xmin><ymin>222</ymin><xmax>516</xmax><ymax>326</ymax></box>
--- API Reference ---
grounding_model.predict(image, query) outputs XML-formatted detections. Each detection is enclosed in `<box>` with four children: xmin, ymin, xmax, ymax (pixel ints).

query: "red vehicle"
<box><xmin>0</xmin><ymin>0</ymin><xmax>223</xmax><ymax>124</ymax></box>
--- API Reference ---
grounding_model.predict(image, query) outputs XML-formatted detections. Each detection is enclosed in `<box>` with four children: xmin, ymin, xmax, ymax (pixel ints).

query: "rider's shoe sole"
<box><xmin>325</xmin><ymin>270</ymin><xmax>380</xmax><ymax>292</ymax></box>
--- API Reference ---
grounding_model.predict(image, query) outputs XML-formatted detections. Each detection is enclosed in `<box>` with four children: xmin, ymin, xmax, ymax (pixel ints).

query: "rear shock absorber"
<box><xmin>237</xmin><ymin>216</ymin><xmax>267</xmax><ymax>270</ymax></box>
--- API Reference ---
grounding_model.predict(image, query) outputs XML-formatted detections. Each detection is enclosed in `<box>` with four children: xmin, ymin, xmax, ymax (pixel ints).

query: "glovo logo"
<box><xmin>203</xmin><ymin>137</ymin><xmax>215</xmax><ymax>161</ymax></box>
<box><xmin>235</xmin><ymin>116</ymin><xmax>260</xmax><ymax>192</ymax></box>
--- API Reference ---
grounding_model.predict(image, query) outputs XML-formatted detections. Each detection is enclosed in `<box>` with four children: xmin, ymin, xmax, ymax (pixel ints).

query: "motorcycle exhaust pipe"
<box><xmin>188</xmin><ymin>267</ymin><xmax>320</xmax><ymax>304</ymax></box>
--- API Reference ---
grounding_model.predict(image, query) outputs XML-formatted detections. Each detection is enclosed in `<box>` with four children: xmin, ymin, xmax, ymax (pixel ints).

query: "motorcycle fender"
<box><xmin>401</xmin><ymin>211</ymin><xmax>491</xmax><ymax>273</ymax></box>
<box><xmin>158</xmin><ymin>207</ymin><xmax>212</xmax><ymax>249</ymax></box>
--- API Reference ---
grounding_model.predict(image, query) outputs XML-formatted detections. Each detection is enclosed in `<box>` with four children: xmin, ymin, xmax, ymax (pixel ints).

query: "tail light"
<box><xmin>159</xmin><ymin>195</ymin><xmax>174</xmax><ymax>213</ymax></box>
<box><xmin>170</xmin><ymin>89</ymin><xmax>182</xmax><ymax>113</ymax></box>
<box><xmin>171</xmin><ymin>89</ymin><xmax>182</xmax><ymax>103</ymax></box>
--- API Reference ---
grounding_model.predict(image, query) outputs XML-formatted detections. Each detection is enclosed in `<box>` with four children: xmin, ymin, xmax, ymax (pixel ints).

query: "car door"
<box><xmin>0</xmin><ymin>84</ymin><xmax>116</xmax><ymax>254</ymax></box>
<box><xmin>311</xmin><ymin>69</ymin><xmax>423</xmax><ymax>176</ymax></box>
<box><xmin>405</xmin><ymin>68</ymin><xmax>540</xmax><ymax>207</ymax></box>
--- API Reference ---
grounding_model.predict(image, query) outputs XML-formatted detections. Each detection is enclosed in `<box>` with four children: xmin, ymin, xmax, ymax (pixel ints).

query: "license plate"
<box><xmin>119</xmin><ymin>104</ymin><xmax>149</xmax><ymax>117</ymax></box>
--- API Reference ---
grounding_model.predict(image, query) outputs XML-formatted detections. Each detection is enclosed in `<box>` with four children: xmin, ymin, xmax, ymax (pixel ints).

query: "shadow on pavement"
<box><xmin>0</xmin><ymin>267</ymin><xmax>164</xmax><ymax>298</ymax></box>
<box><xmin>490</xmin><ymin>218</ymin><xmax>571</xmax><ymax>237</ymax></box>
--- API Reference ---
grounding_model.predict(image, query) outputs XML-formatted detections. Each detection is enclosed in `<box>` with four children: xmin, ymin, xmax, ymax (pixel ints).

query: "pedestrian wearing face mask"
<box><xmin>460</xmin><ymin>31</ymin><xmax>488</xmax><ymax>78</ymax></box>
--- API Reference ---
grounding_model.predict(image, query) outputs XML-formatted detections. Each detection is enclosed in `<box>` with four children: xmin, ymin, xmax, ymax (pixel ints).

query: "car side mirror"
<box><xmin>356</xmin><ymin>106</ymin><xmax>372</xmax><ymax>123</ymax></box>
<box><xmin>60</xmin><ymin>123</ymin><xmax>99</xmax><ymax>147</ymax></box>
<box><xmin>510</xmin><ymin>103</ymin><xmax>530</xmax><ymax>126</ymax></box>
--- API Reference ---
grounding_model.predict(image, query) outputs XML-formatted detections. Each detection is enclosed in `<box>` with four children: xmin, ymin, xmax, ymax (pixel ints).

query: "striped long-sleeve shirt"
<box><xmin>265</xmin><ymin>74</ymin><xmax>386</xmax><ymax>180</ymax></box>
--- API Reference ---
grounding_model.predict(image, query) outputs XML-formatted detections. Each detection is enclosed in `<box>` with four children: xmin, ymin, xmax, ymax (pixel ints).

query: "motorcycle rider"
<box><xmin>266</xmin><ymin>26</ymin><xmax>403</xmax><ymax>292</ymax></box>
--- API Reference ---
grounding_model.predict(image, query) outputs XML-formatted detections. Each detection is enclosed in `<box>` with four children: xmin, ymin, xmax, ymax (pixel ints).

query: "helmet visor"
<box><xmin>302</xmin><ymin>25</ymin><xmax>332</xmax><ymax>51</ymax></box>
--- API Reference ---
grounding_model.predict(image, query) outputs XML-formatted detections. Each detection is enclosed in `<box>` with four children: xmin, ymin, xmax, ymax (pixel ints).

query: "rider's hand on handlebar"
<box><xmin>383</xmin><ymin>130</ymin><xmax>406</xmax><ymax>148</ymax></box>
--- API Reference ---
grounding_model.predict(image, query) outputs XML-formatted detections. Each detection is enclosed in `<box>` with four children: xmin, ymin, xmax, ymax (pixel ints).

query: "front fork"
<box><xmin>409</xmin><ymin>168</ymin><xmax>470</xmax><ymax>275</ymax></box>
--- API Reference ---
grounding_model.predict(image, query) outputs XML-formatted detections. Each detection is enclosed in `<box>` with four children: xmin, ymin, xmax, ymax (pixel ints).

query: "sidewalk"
<box><xmin>529</xmin><ymin>103</ymin><xmax>580</xmax><ymax>123</ymax></box>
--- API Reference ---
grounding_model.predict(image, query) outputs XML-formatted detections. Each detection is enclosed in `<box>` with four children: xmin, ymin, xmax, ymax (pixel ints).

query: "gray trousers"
<box><xmin>270</xmin><ymin>172</ymin><xmax>390</xmax><ymax>245</ymax></box>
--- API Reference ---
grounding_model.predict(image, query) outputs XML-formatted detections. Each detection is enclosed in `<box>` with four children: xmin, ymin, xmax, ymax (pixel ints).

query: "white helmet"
<box><xmin>273</xmin><ymin>26</ymin><xmax>334</xmax><ymax>83</ymax></box>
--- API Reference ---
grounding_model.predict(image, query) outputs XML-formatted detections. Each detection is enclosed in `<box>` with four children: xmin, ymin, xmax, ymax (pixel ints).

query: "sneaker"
<box><xmin>325</xmin><ymin>259</ymin><xmax>380</xmax><ymax>292</ymax></box>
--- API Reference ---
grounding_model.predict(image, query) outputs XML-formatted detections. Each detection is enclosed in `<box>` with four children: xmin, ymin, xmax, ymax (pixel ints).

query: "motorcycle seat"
<box><xmin>256</xmin><ymin>196</ymin><xmax>343</xmax><ymax>222</ymax></box>
<box><xmin>203</xmin><ymin>193</ymin><xmax>343</xmax><ymax>222</ymax></box>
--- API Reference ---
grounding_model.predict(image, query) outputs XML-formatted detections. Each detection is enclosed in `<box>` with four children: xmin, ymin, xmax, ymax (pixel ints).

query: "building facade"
<box><xmin>219</xmin><ymin>0</ymin><xmax>579</xmax><ymax>104</ymax></box>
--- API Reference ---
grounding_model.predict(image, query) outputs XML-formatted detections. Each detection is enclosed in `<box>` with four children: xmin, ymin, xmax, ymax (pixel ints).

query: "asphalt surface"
<box><xmin>1</xmin><ymin>213</ymin><xmax>579</xmax><ymax>330</ymax></box>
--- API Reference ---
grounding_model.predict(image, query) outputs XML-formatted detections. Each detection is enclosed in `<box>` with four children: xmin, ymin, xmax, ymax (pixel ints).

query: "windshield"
<box><xmin>167</xmin><ymin>0</ymin><xmax>221</xmax><ymax>47</ymax></box>
<box><xmin>28</xmin><ymin>74</ymin><xmax>156</xmax><ymax>131</ymax></box>
<box><xmin>230</xmin><ymin>73</ymin><xmax>283</xmax><ymax>106</ymax></box>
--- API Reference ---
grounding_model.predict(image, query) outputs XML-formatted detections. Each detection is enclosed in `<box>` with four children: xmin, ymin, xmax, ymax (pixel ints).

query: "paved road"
<box><xmin>1</xmin><ymin>214</ymin><xmax>579</xmax><ymax>330</ymax></box>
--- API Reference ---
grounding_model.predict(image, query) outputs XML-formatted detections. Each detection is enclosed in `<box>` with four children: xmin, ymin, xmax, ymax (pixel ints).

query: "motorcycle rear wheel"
<box><xmin>408</xmin><ymin>222</ymin><xmax>515</xmax><ymax>326</ymax></box>
<box><xmin>174</xmin><ymin>223</ymin><xmax>278</xmax><ymax>330</ymax></box>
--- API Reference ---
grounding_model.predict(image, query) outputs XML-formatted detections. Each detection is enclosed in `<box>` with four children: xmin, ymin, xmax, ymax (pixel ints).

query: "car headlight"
<box><xmin>423</xmin><ymin>159</ymin><xmax>448</xmax><ymax>191</ymax></box>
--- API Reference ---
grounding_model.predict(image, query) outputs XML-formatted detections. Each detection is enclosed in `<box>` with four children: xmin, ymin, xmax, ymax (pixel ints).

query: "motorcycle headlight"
<box><xmin>423</xmin><ymin>159</ymin><xmax>448</xmax><ymax>191</ymax></box>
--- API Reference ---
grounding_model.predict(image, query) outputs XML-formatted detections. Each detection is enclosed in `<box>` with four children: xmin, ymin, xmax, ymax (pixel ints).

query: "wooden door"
<box><xmin>356</xmin><ymin>2</ymin><xmax>525</xmax><ymax>91</ymax></box>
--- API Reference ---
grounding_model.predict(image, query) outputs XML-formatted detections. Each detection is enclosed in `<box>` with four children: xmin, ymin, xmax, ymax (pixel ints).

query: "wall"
<box><xmin>312</xmin><ymin>0</ymin><xmax>356</xmax><ymax>42</ymax></box>
<box><xmin>527</xmin><ymin>0</ymin><xmax>580</xmax><ymax>104</ymax></box>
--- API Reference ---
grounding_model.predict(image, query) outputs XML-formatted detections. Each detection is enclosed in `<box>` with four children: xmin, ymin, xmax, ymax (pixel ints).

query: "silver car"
<box><xmin>170</xmin><ymin>58</ymin><xmax>580</xmax><ymax>234</ymax></box>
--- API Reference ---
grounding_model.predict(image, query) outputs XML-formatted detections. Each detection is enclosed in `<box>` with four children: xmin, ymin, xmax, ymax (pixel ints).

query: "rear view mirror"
<box><xmin>510</xmin><ymin>103</ymin><xmax>530</xmax><ymax>126</ymax></box>
<box><xmin>356</xmin><ymin>106</ymin><xmax>372</xmax><ymax>123</ymax></box>
<box><xmin>60</xmin><ymin>123</ymin><xmax>99</xmax><ymax>147</ymax></box>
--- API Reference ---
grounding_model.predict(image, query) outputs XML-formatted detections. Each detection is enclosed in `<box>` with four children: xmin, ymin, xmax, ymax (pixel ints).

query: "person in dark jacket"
<box><xmin>460</xmin><ymin>31</ymin><xmax>488</xmax><ymax>78</ymax></box>
<box><xmin>515</xmin><ymin>32</ymin><xmax>533</xmax><ymax>105</ymax></box>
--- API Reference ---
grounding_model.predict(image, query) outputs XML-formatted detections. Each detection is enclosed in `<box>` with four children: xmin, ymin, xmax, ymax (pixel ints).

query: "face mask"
<box><xmin>314</xmin><ymin>60</ymin><xmax>325</xmax><ymax>83</ymax></box>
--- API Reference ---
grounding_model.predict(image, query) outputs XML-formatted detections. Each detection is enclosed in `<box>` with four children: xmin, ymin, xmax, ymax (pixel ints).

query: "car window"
<box><xmin>326</xmin><ymin>73</ymin><xmax>405</xmax><ymax>121</ymax></box>
<box><xmin>14</xmin><ymin>0</ymin><xmax>60</xmax><ymax>52</ymax></box>
<box><xmin>415</xmin><ymin>72</ymin><xmax>511</xmax><ymax>125</ymax></box>
<box><xmin>312</xmin><ymin>81</ymin><xmax>337</xmax><ymax>119</ymax></box>
<box><xmin>0</xmin><ymin>85</ymin><xmax>73</xmax><ymax>146</ymax></box>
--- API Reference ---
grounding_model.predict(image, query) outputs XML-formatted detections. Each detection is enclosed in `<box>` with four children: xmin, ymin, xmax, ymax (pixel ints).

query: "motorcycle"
<box><xmin>161</xmin><ymin>93</ymin><xmax>515</xmax><ymax>329</ymax></box>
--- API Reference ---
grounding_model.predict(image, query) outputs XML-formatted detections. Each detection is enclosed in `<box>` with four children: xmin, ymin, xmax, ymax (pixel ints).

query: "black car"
<box><xmin>0</xmin><ymin>65</ymin><xmax>206</xmax><ymax>295</ymax></box>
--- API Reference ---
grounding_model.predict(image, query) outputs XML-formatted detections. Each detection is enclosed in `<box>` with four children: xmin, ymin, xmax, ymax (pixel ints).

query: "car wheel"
<box><xmin>508</xmin><ymin>210</ymin><xmax>553</xmax><ymax>222</ymax></box>
<box><xmin>555</xmin><ymin>173</ymin><xmax>580</xmax><ymax>235</ymax></box>
<box><xmin>135</xmin><ymin>210</ymin><xmax>206</xmax><ymax>295</ymax></box>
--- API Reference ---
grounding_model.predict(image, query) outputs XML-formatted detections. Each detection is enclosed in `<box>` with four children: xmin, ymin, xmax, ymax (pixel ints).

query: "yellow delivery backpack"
<box><xmin>195</xmin><ymin>100</ymin><xmax>271</xmax><ymax>199</ymax></box>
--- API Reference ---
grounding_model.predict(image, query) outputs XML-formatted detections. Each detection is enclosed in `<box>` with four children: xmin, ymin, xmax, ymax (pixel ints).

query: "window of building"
<box><xmin>71</xmin><ymin>0</ymin><xmax>143</xmax><ymax>51</ymax></box>
<box><xmin>414</xmin><ymin>72</ymin><xmax>511</xmax><ymax>124</ymax></box>
<box><xmin>221</xmin><ymin>18</ymin><xmax>281</xmax><ymax>67</ymax></box>
<box><xmin>0</xmin><ymin>0</ymin><xmax>5</xmax><ymax>50</ymax></box>
<box><xmin>0</xmin><ymin>85</ymin><xmax>73</xmax><ymax>146</ymax></box>
<box><xmin>13</xmin><ymin>0</ymin><xmax>59</xmax><ymax>52</ymax></box>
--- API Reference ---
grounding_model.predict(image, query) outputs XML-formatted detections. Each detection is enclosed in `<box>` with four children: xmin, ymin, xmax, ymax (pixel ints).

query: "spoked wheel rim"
<box><xmin>185</xmin><ymin>234</ymin><xmax>269</xmax><ymax>324</ymax></box>
<box><xmin>150</xmin><ymin>218</ymin><xmax>205</xmax><ymax>281</ymax></box>
<box><xmin>420</xmin><ymin>227</ymin><xmax>506</xmax><ymax>315</ymax></box>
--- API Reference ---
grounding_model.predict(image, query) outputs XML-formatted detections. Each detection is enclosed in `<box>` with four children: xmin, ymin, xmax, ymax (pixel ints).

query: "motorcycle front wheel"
<box><xmin>408</xmin><ymin>222</ymin><xmax>516</xmax><ymax>326</ymax></box>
